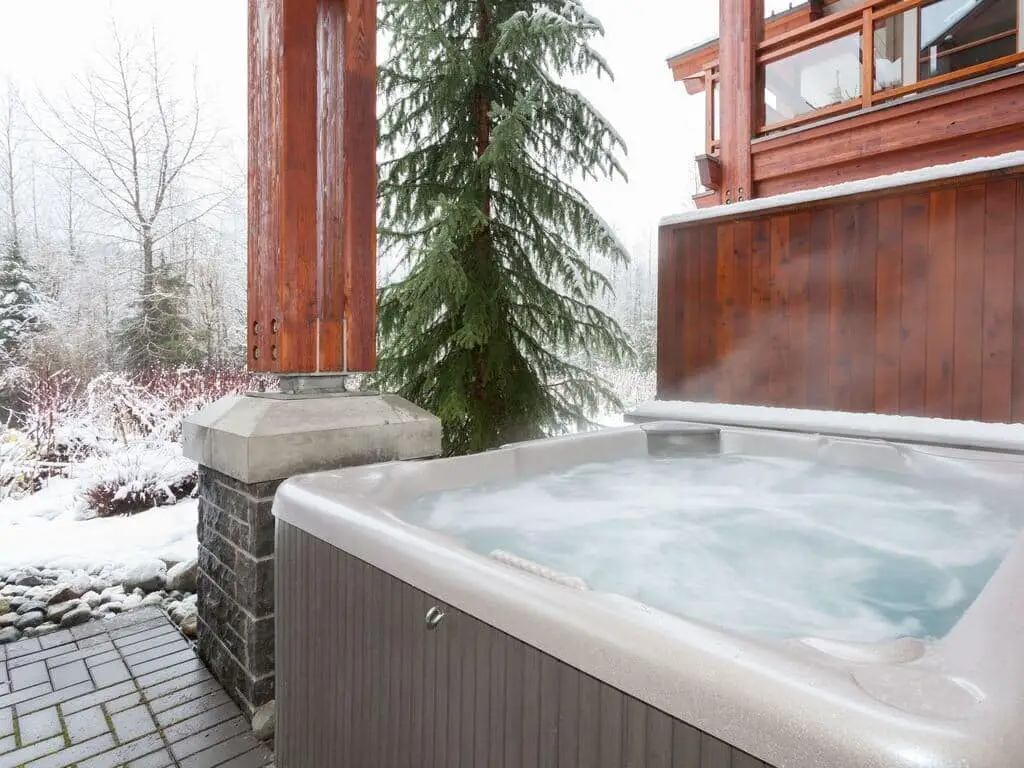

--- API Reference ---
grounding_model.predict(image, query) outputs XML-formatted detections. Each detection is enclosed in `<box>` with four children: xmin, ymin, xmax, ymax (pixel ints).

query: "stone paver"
<box><xmin>0</xmin><ymin>608</ymin><xmax>273</xmax><ymax>768</ymax></box>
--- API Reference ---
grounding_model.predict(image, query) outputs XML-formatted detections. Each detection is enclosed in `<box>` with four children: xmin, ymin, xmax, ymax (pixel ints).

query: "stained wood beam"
<box><xmin>248</xmin><ymin>0</ymin><xmax>377</xmax><ymax>374</ymax></box>
<box><xmin>719</xmin><ymin>0</ymin><xmax>765</xmax><ymax>203</ymax></box>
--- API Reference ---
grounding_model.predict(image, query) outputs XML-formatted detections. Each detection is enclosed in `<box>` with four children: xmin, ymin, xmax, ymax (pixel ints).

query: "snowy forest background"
<box><xmin>0</xmin><ymin>21</ymin><xmax>661</xmax><ymax>505</ymax></box>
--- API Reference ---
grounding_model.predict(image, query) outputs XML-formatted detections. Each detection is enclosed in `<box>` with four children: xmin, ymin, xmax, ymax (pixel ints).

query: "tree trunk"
<box><xmin>472</xmin><ymin>0</ymin><xmax>493</xmax><ymax>409</ymax></box>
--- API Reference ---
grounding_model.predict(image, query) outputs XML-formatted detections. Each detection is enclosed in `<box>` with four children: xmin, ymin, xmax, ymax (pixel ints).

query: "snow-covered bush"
<box><xmin>135</xmin><ymin>367</ymin><xmax>277</xmax><ymax>442</ymax></box>
<box><xmin>75</xmin><ymin>444</ymin><xmax>198</xmax><ymax>518</ymax></box>
<box><xmin>0</xmin><ymin>429</ymin><xmax>40</xmax><ymax>500</ymax></box>
<box><xmin>4</xmin><ymin>367</ymin><xmax>275</xmax><ymax>472</ymax></box>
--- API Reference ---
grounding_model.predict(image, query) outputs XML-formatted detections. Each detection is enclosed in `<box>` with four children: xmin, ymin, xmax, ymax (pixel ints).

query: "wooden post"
<box><xmin>719</xmin><ymin>0</ymin><xmax>764</xmax><ymax>203</ymax></box>
<box><xmin>248</xmin><ymin>0</ymin><xmax>377</xmax><ymax>374</ymax></box>
<box><xmin>862</xmin><ymin>8</ymin><xmax>875</xmax><ymax>108</ymax></box>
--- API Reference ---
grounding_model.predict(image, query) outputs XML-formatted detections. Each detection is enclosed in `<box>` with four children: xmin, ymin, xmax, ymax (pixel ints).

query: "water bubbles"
<box><xmin>404</xmin><ymin>453</ymin><xmax>1024</xmax><ymax>643</ymax></box>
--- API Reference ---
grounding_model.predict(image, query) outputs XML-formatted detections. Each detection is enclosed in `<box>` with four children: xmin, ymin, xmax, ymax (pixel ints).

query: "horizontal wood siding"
<box><xmin>750</xmin><ymin>71</ymin><xmax>1024</xmax><ymax>199</ymax></box>
<box><xmin>276</xmin><ymin>521</ymin><xmax>775</xmax><ymax>768</ymax></box>
<box><xmin>658</xmin><ymin>173</ymin><xmax>1024</xmax><ymax>423</ymax></box>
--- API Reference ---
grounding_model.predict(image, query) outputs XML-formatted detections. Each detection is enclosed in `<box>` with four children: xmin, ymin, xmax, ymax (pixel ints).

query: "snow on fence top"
<box><xmin>660</xmin><ymin>150</ymin><xmax>1024</xmax><ymax>228</ymax></box>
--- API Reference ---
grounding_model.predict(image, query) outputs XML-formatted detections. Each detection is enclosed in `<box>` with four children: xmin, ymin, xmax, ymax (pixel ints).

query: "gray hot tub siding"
<box><xmin>275</xmin><ymin>520</ymin><xmax>773</xmax><ymax>768</ymax></box>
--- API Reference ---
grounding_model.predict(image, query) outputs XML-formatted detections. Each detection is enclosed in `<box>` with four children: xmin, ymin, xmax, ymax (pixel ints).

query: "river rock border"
<box><xmin>0</xmin><ymin>557</ymin><xmax>198</xmax><ymax>644</ymax></box>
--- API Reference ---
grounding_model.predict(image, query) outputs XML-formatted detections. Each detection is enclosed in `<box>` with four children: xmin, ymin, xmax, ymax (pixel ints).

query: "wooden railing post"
<box><xmin>862</xmin><ymin>7</ymin><xmax>875</xmax><ymax>107</ymax></box>
<box><xmin>705</xmin><ymin>70</ymin><xmax>716</xmax><ymax>156</ymax></box>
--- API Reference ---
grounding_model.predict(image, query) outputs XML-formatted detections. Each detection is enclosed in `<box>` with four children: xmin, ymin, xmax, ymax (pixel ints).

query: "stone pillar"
<box><xmin>182</xmin><ymin>388</ymin><xmax>442</xmax><ymax>717</ymax></box>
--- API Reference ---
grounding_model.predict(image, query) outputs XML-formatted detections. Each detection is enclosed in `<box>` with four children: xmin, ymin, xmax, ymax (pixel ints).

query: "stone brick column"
<box><xmin>182</xmin><ymin>388</ymin><xmax>442</xmax><ymax>718</ymax></box>
<box><xmin>194</xmin><ymin>469</ymin><xmax>280</xmax><ymax>715</ymax></box>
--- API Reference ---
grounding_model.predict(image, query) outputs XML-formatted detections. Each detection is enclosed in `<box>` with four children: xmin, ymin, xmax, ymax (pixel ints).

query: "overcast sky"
<box><xmin>0</xmin><ymin>0</ymin><xmax>766</xmax><ymax>259</ymax></box>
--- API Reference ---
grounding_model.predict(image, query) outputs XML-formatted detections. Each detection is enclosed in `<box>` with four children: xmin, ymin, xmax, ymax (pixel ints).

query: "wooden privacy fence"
<box><xmin>657</xmin><ymin>168</ymin><xmax>1024</xmax><ymax>423</ymax></box>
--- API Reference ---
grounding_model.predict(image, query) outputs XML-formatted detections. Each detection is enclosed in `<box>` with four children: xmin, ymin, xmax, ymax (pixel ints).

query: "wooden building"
<box><xmin>671</xmin><ymin>0</ymin><xmax>1024</xmax><ymax>207</ymax></box>
<box><xmin>658</xmin><ymin>0</ymin><xmax>1024</xmax><ymax>423</ymax></box>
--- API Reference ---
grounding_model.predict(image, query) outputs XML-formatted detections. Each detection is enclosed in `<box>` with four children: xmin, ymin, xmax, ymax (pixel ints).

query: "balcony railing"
<box><xmin>751</xmin><ymin>0</ymin><xmax>1024</xmax><ymax>135</ymax></box>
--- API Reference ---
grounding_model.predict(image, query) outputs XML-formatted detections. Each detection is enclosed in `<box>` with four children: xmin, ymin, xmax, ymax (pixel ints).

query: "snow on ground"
<box><xmin>0</xmin><ymin>479</ymin><xmax>198</xmax><ymax>573</ymax></box>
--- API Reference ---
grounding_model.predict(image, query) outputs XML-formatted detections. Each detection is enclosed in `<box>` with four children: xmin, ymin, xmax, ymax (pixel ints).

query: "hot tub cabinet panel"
<box><xmin>274</xmin><ymin>413</ymin><xmax>1024</xmax><ymax>768</ymax></box>
<box><xmin>276</xmin><ymin>520</ymin><xmax>771</xmax><ymax>768</ymax></box>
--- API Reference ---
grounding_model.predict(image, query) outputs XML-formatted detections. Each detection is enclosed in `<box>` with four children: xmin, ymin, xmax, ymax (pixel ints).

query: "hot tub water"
<box><xmin>403</xmin><ymin>453</ymin><xmax>1024</xmax><ymax>643</ymax></box>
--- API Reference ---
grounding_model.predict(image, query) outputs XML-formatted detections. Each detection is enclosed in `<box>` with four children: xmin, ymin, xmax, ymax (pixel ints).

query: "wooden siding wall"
<box><xmin>658</xmin><ymin>174</ymin><xmax>1024</xmax><ymax>423</ymax></box>
<box><xmin>276</xmin><ymin>521</ymin><xmax>774</xmax><ymax>768</ymax></box>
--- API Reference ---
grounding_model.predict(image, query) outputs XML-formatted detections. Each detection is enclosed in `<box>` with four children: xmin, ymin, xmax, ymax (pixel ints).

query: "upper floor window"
<box><xmin>758</xmin><ymin>0</ymin><xmax>1023</xmax><ymax>134</ymax></box>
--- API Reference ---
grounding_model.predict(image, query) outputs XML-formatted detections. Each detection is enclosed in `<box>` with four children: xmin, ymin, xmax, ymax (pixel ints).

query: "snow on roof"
<box><xmin>665</xmin><ymin>2</ymin><xmax>810</xmax><ymax>63</ymax></box>
<box><xmin>665</xmin><ymin>35</ymin><xmax>718</xmax><ymax>65</ymax></box>
<box><xmin>660</xmin><ymin>149</ymin><xmax>1024</xmax><ymax>228</ymax></box>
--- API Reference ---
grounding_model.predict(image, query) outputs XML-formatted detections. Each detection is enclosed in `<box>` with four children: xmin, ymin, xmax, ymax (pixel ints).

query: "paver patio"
<box><xmin>0</xmin><ymin>607</ymin><xmax>273</xmax><ymax>768</ymax></box>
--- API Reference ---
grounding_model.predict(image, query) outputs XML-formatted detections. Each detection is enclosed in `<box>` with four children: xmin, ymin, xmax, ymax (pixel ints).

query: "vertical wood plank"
<box><xmin>315</xmin><ymin>0</ymin><xmax>347</xmax><ymax>371</ymax></box>
<box><xmin>598</xmin><ymin>685</ymin><xmax>624</xmax><ymax>768</ymax></box>
<box><xmin>701</xmin><ymin>731</ymin><xmax>733</xmax><ymax>768</ymax></box>
<box><xmin>351</xmin><ymin>552</ymin><xmax>367</xmax><ymax>766</ymax></box>
<box><xmin>749</xmin><ymin>220</ymin><xmax>774</xmax><ymax>405</ymax></box>
<box><xmin>278</xmin><ymin>0</ymin><xmax>320</xmax><ymax>373</ymax></box>
<box><xmin>981</xmin><ymin>180</ymin><xmax>1017</xmax><ymax>422</ymax></box>
<box><xmin>341</xmin><ymin>0</ymin><xmax>379</xmax><ymax>371</ymax></box>
<box><xmin>671</xmin><ymin>720</ymin><xmax>703</xmax><ymax>768</ymax></box>
<box><xmin>769</xmin><ymin>216</ymin><xmax>791</xmax><ymax>406</ymax></box>
<box><xmin>657</xmin><ymin>226</ymin><xmax>682</xmax><ymax>398</ymax></box>
<box><xmin>557</xmin><ymin>662</ymin><xmax>580</xmax><ymax>766</ymax></box>
<box><xmin>409</xmin><ymin>588</ymin><xmax>427</xmax><ymax>768</ymax></box>
<box><xmin>688</xmin><ymin>225</ymin><xmax>712</xmax><ymax>399</ymax></box>
<box><xmin>682</xmin><ymin>229</ymin><xmax>704</xmax><ymax>400</ymax></box>
<box><xmin>874</xmin><ymin>197</ymin><xmax>903</xmax><ymax>414</ymax></box>
<box><xmin>488</xmin><ymin>634</ymin><xmax>506</xmax><ymax>768</ymax></box>
<box><xmin>699</xmin><ymin>226</ymin><xmax>720</xmax><ymax>401</ymax></box>
<box><xmin>502</xmin><ymin>638</ymin><xmax>524</xmax><ymax>768</ymax></box>
<box><xmin>953</xmin><ymin>186</ymin><xmax>987</xmax><ymax>420</ymax></box>
<box><xmin>716</xmin><ymin>224</ymin><xmax>736</xmax><ymax>403</ymax></box>
<box><xmin>342</xmin><ymin>541</ymin><xmax>357</xmax><ymax>767</ymax></box>
<box><xmin>624</xmin><ymin>697</ymin><xmax>648</xmax><ymax>767</ymax></box>
<box><xmin>645</xmin><ymin>708</ymin><xmax>675</xmax><ymax>768</ymax></box>
<box><xmin>829</xmin><ymin>204</ymin><xmax>859</xmax><ymax>411</ymax></box>
<box><xmin>899</xmin><ymin>194</ymin><xmax>930</xmax><ymax>415</ymax></box>
<box><xmin>248</xmin><ymin>0</ymin><xmax>283</xmax><ymax>372</ymax></box>
<box><xmin>577</xmin><ymin>674</ymin><xmax>601</xmax><ymax>767</ymax></box>
<box><xmin>442</xmin><ymin>602</ymin><xmax>459</xmax><ymax>767</ymax></box>
<box><xmin>787</xmin><ymin>212</ymin><xmax>811</xmax><ymax>407</ymax></box>
<box><xmin>731</xmin><ymin>221</ymin><xmax>754</xmax><ymax>403</ymax></box>
<box><xmin>521</xmin><ymin>645</ymin><xmax>540</xmax><ymax>766</ymax></box>
<box><xmin>851</xmin><ymin>201</ymin><xmax>878</xmax><ymax>413</ymax></box>
<box><xmin>473</xmin><ymin>620</ymin><xmax>492</xmax><ymax>766</ymax></box>
<box><xmin>1014</xmin><ymin>180</ymin><xmax>1024</xmax><ymax>422</ymax></box>
<box><xmin>386</xmin><ymin>573</ymin><xmax>401</xmax><ymax>767</ymax></box>
<box><xmin>460</xmin><ymin>607</ymin><xmax>477</xmax><ymax>765</ymax></box>
<box><xmin>925</xmin><ymin>189</ymin><xmax>957</xmax><ymax>418</ymax></box>
<box><xmin>807</xmin><ymin>208</ymin><xmax>833</xmax><ymax>408</ymax></box>
<box><xmin>538</xmin><ymin>654</ymin><xmax>561</xmax><ymax>762</ymax></box>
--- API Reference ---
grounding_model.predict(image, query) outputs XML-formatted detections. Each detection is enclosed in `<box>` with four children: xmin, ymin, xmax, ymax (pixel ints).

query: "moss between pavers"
<box><xmin>55</xmin><ymin>704</ymin><xmax>70</xmax><ymax>748</ymax></box>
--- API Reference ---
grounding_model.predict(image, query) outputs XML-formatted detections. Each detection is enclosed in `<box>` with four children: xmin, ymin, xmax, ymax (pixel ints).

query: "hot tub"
<box><xmin>273</xmin><ymin>402</ymin><xmax>1024</xmax><ymax>768</ymax></box>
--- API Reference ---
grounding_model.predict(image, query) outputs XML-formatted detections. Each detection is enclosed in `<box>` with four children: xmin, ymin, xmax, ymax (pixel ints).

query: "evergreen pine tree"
<box><xmin>118</xmin><ymin>256</ymin><xmax>201</xmax><ymax>370</ymax></box>
<box><xmin>377</xmin><ymin>0</ymin><xmax>634</xmax><ymax>456</ymax></box>
<box><xmin>0</xmin><ymin>238</ymin><xmax>38</xmax><ymax>361</ymax></box>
